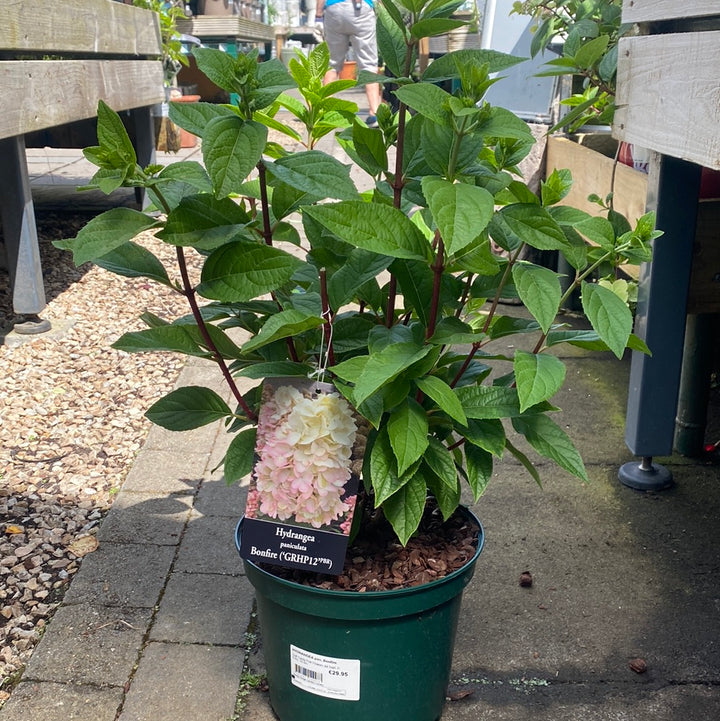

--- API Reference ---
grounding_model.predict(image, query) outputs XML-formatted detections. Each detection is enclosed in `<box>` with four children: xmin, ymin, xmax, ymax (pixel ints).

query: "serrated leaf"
<box><xmin>234</xmin><ymin>361</ymin><xmax>314</xmax><ymax>379</ymax></box>
<box><xmin>269</xmin><ymin>151</ymin><xmax>360</xmax><ymax>201</ymax></box>
<box><xmin>464</xmin><ymin>443</ymin><xmax>493</xmax><ymax>501</ymax></box>
<box><xmin>327</xmin><ymin>250</ymin><xmax>392</xmax><ymax>310</ymax></box>
<box><xmin>145</xmin><ymin>386</ymin><xmax>232</xmax><ymax>430</ymax></box>
<box><xmin>455</xmin><ymin>385</ymin><xmax>521</xmax><ymax>419</ymax></box>
<box><xmin>381</xmin><ymin>472</ymin><xmax>428</xmax><ymax>546</ymax></box>
<box><xmin>512</xmin><ymin>414</ymin><xmax>588</xmax><ymax>482</ymax></box>
<box><xmin>514</xmin><ymin>351</ymin><xmax>566</xmax><ymax>412</ymax></box>
<box><xmin>422</xmin><ymin>49</ymin><xmax>526</xmax><ymax>80</ymax></box>
<box><xmin>112</xmin><ymin>326</ymin><xmax>206</xmax><ymax>357</ymax></box>
<box><xmin>511</xmin><ymin>262</ymin><xmax>562</xmax><ymax>334</ymax></box>
<box><xmin>387</xmin><ymin>399</ymin><xmax>429</xmax><ymax>475</ymax></box>
<box><xmin>169</xmin><ymin>100</ymin><xmax>236</xmax><ymax>138</ymax></box>
<box><xmin>415</xmin><ymin>375</ymin><xmax>467</xmax><ymax>425</ymax></box>
<box><xmin>305</xmin><ymin>202</ymin><xmax>430</xmax><ymax>261</ymax></box>
<box><xmin>224</xmin><ymin>428</ymin><xmax>257</xmax><ymax>484</ymax></box>
<box><xmin>95</xmin><ymin>242</ymin><xmax>171</xmax><ymax>286</ymax></box>
<box><xmin>242</xmin><ymin>310</ymin><xmax>324</xmax><ymax>352</ymax></box>
<box><xmin>55</xmin><ymin>209</ymin><xmax>159</xmax><ymax>266</ymax></box>
<box><xmin>203</xmin><ymin>117</ymin><xmax>267</xmax><ymax>196</ymax></box>
<box><xmin>581</xmin><ymin>282</ymin><xmax>633</xmax><ymax>359</ymax></box>
<box><xmin>422</xmin><ymin>177</ymin><xmax>495</xmax><ymax>256</ymax></box>
<box><xmin>370</xmin><ymin>429</ymin><xmax>415</xmax><ymax>505</ymax></box>
<box><xmin>198</xmin><ymin>242</ymin><xmax>305</xmax><ymax>302</ymax></box>
<box><xmin>423</xmin><ymin>437</ymin><xmax>457</xmax><ymax>490</ymax></box>
<box><xmin>460</xmin><ymin>418</ymin><xmax>506</xmax><ymax>457</ymax></box>
<box><xmin>394</xmin><ymin>83</ymin><xmax>452</xmax><ymax>126</ymax></box>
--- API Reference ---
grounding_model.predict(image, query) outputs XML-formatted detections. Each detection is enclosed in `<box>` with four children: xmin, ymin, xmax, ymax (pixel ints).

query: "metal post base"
<box><xmin>618</xmin><ymin>456</ymin><xmax>674</xmax><ymax>491</ymax></box>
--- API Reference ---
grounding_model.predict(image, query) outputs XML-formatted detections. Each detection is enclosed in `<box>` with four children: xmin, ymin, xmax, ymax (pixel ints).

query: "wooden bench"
<box><xmin>0</xmin><ymin>0</ymin><xmax>164</xmax><ymax>334</ymax></box>
<box><xmin>613</xmin><ymin>0</ymin><xmax>720</xmax><ymax>479</ymax></box>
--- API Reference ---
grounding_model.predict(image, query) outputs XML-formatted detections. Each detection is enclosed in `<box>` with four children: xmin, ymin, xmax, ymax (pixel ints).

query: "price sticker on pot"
<box><xmin>290</xmin><ymin>645</ymin><xmax>361</xmax><ymax>701</ymax></box>
<box><xmin>239</xmin><ymin>378</ymin><xmax>366</xmax><ymax>576</ymax></box>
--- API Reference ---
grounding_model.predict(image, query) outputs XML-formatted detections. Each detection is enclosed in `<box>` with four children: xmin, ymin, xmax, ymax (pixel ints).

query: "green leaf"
<box><xmin>376</xmin><ymin>1</ymin><xmax>410</xmax><ymax>78</ymax></box>
<box><xmin>574</xmin><ymin>34</ymin><xmax>610</xmax><ymax>69</ymax></box>
<box><xmin>96</xmin><ymin>100</ymin><xmax>136</xmax><ymax>167</ymax></box>
<box><xmin>55</xmin><ymin>209</ymin><xmax>159</xmax><ymax>266</ymax></box>
<box><xmin>410</xmin><ymin>18</ymin><xmax>465</xmax><ymax>39</ymax></box>
<box><xmin>169</xmin><ymin>100</ymin><xmax>236</xmax><ymax>138</ymax></box>
<box><xmin>581</xmin><ymin>282</ymin><xmax>633</xmax><ymax>359</ymax></box>
<box><xmin>147</xmin><ymin>161</ymin><xmax>213</xmax><ymax>212</ymax></box>
<box><xmin>327</xmin><ymin>250</ymin><xmax>392</xmax><ymax>310</ymax></box>
<box><xmin>422</xmin><ymin>177</ymin><xmax>495</xmax><ymax>256</ymax></box>
<box><xmin>455</xmin><ymin>385</ymin><xmax>521</xmax><ymax>419</ymax></box>
<box><xmin>491</xmin><ymin>204</ymin><xmax>568</xmax><ymax>252</ymax></box>
<box><xmin>512</xmin><ymin>414</ymin><xmax>588</xmax><ymax>482</ymax></box>
<box><xmin>203</xmin><ymin>117</ymin><xmax>267</xmax><ymax>196</ymax></box>
<box><xmin>423</xmin><ymin>437</ymin><xmax>457</xmax><ymax>490</ymax></box>
<box><xmin>305</xmin><ymin>202</ymin><xmax>431</xmax><ymax>261</ymax></box>
<box><xmin>461</xmin><ymin>418</ymin><xmax>506</xmax><ymax>457</ymax></box>
<box><xmin>269</xmin><ymin>151</ymin><xmax>360</xmax><ymax>201</ymax></box>
<box><xmin>333</xmin><ymin>343</ymin><xmax>433</xmax><ymax>406</ymax></box>
<box><xmin>464</xmin><ymin>443</ymin><xmax>493</xmax><ymax>501</ymax></box>
<box><xmin>394</xmin><ymin>83</ymin><xmax>452</xmax><ymax>126</ymax></box>
<box><xmin>513</xmin><ymin>351</ymin><xmax>566</xmax><ymax>412</ymax></box>
<box><xmin>415</xmin><ymin>375</ymin><xmax>467</xmax><ymax>425</ymax></box>
<box><xmin>504</xmin><ymin>437</ymin><xmax>542</xmax><ymax>487</ymax></box>
<box><xmin>576</xmin><ymin>216</ymin><xmax>616</xmax><ymax>250</ymax></box>
<box><xmin>224</xmin><ymin>428</ymin><xmax>257</xmax><ymax>484</ymax></box>
<box><xmin>242</xmin><ymin>310</ymin><xmax>324</xmax><ymax>353</ymax></box>
<box><xmin>112</xmin><ymin>326</ymin><xmax>205</xmax><ymax>357</ymax></box>
<box><xmin>425</xmin><ymin>464</ymin><xmax>460</xmax><ymax>521</ymax></box>
<box><xmin>387</xmin><ymin>399</ymin><xmax>429</xmax><ymax>475</ymax></box>
<box><xmin>234</xmin><ymin>361</ymin><xmax>314</xmax><ymax>379</ymax></box>
<box><xmin>192</xmin><ymin>46</ymin><xmax>238</xmax><ymax>93</ymax></box>
<box><xmin>145</xmin><ymin>386</ymin><xmax>232</xmax><ymax>430</ymax></box>
<box><xmin>422</xmin><ymin>49</ymin><xmax>526</xmax><ymax>80</ymax></box>
<box><xmin>511</xmin><ymin>262</ymin><xmax>562</xmax><ymax>334</ymax></box>
<box><xmin>370</xmin><ymin>429</ymin><xmax>414</xmax><ymax>505</ymax></box>
<box><xmin>95</xmin><ymin>242</ymin><xmax>171</xmax><ymax>286</ymax></box>
<box><xmin>198</xmin><ymin>242</ymin><xmax>305</xmax><ymax>302</ymax></box>
<box><xmin>381</xmin><ymin>472</ymin><xmax>428</xmax><ymax>546</ymax></box>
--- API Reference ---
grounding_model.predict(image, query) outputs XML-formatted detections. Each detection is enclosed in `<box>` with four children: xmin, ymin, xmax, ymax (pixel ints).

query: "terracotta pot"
<box><xmin>339</xmin><ymin>61</ymin><xmax>356</xmax><ymax>80</ymax></box>
<box><xmin>171</xmin><ymin>95</ymin><xmax>201</xmax><ymax>148</ymax></box>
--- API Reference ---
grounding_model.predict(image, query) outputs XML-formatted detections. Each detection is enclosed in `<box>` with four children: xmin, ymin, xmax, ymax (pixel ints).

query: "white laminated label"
<box><xmin>290</xmin><ymin>644</ymin><xmax>360</xmax><ymax>701</ymax></box>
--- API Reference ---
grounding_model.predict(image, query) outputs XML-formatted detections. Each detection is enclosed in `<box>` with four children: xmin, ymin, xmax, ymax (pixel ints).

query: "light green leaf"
<box><xmin>381</xmin><ymin>472</ymin><xmax>428</xmax><ymax>546</ymax></box>
<box><xmin>387</xmin><ymin>399</ymin><xmax>429</xmax><ymax>475</ymax></box>
<box><xmin>145</xmin><ymin>386</ymin><xmax>232</xmax><ymax>430</ymax></box>
<box><xmin>305</xmin><ymin>202</ymin><xmax>431</xmax><ymax>261</ymax></box>
<box><xmin>581</xmin><ymin>282</ymin><xmax>633</xmax><ymax>359</ymax></box>
<box><xmin>394</xmin><ymin>83</ymin><xmax>452</xmax><ymax>126</ymax></box>
<box><xmin>423</xmin><ymin>437</ymin><xmax>457</xmax><ymax>490</ymax></box>
<box><xmin>511</xmin><ymin>262</ymin><xmax>562</xmax><ymax>334</ymax></box>
<box><xmin>111</xmin><ymin>326</ymin><xmax>205</xmax><ymax>357</ymax></box>
<box><xmin>464</xmin><ymin>443</ymin><xmax>493</xmax><ymax>501</ymax></box>
<box><xmin>370</xmin><ymin>429</ymin><xmax>415</xmax><ymax>505</ymax></box>
<box><xmin>224</xmin><ymin>429</ymin><xmax>257</xmax><ymax>484</ymax></box>
<box><xmin>422</xmin><ymin>177</ymin><xmax>495</xmax><ymax>256</ymax></box>
<box><xmin>198</xmin><ymin>242</ymin><xmax>305</xmax><ymax>302</ymax></box>
<box><xmin>512</xmin><ymin>414</ymin><xmax>588</xmax><ymax>482</ymax></box>
<box><xmin>95</xmin><ymin>242</ymin><xmax>171</xmax><ymax>286</ymax></box>
<box><xmin>203</xmin><ymin>117</ymin><xmax>267</xmax><ymax>196</ymax></box>
<box><xmin>455</xmin><ymin>385</ymin><xmax>521</xmax><ymax>419</ymax></box>
<box><xmin>269</xmin><ymin>151</ymin><xmax>360</xmax><ymax>201</ymax></box>
<box><xmin>234</xmin><ymin>361</ymin><xmax>314</xmax><ymax>379</ymax></box>
<box><xmin>514</xmin><ymin>351</ymin><xmax>566</xmax><ymax>412</ymax></box>
<box><xmin>242</xmin><ymin>310</ymin><xmax>324</xmax><ymax>352</ymax></box>
<box><xmin>54</xmin><ymin>209</ymin><xmax>159</xmax><ymax>266</ymax></box>
<box><xmin>415</xmin><ymin>375</ymin><xmax>467</xmax><ymax>425</ymax></box>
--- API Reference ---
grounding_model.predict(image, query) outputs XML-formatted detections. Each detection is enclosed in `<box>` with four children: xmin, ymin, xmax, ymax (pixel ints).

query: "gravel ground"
<box><xmin>0</xmin><ymin>212</ymin><xmax>202</xmax><ymax>705</ymax></box>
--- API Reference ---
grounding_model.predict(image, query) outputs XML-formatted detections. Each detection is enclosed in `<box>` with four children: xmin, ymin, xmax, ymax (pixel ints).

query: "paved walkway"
<box><xmin>2</xmin><ymin>91</ymin><xmax>719</xmax><ymax>720</ymax></box>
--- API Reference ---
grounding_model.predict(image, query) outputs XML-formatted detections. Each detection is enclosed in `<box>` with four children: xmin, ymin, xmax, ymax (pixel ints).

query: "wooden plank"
<box><xmin>0</xmin><ymin>0</ymin><xmax>161</xmax><ymax>56</ymax></box>
<box><xmin>614</xmin><ymin>32</ymin><xmax>720</xmax><ymax>170</ymax></box>
<box><xmin>0</xmin><ymin>60</ymin><xmax>165</xmax><ymax>140</ymax></box>
<box><xmin>687</xmin><ymin>201</ymin><xmax>720</xmax><ymax>314</ymax></box>
<box><xmin>546</xmin><ymin>137</ymin><xmax>648</xmax><ymax>279</ymax></box>
<box><xmin>177</xmin><ymin>16</ymin><xmax>275</xmax><ymax>42</ymax></box>
<box><xmin>622</xmin><ymin>0</ymin><xmax>720</xmax><ymax>24</ymax></box>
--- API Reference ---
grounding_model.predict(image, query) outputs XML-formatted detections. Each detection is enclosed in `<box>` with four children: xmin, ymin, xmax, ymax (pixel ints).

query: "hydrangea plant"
<box><xmin>56</xmin><ymin>1</ymin><xmax>659</xmax><ymax>546</ymax></box>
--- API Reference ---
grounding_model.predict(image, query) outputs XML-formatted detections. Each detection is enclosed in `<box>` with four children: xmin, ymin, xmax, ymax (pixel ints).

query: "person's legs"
<box><xmin>323</xmin><ymin>2</ymin><xmax>350</xmax><ymax>81</ymax></box>
<box><xmin>350</xmin><ymin>3</ymin><xmax>380</xmax><ymax>117</ymax></box>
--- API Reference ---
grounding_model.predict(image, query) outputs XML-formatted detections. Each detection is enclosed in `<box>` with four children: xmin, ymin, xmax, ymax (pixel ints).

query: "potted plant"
<box><xmin>56</xmin><ymin>2</ymin><xmax>658</xmax><ymax>718</ymax></box>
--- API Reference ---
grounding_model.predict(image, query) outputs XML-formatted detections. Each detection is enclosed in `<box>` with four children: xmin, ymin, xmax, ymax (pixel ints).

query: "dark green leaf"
<box><xmin>145</xmin><ymin>386</ymin><xmax>232</xmax><ymax>430</ymax></box>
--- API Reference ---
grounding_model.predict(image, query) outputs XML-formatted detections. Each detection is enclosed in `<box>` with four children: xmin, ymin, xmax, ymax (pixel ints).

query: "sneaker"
<box><xmin>365</xmin><ymin>115</ymin><xmax>378</xmax><ymax>128</ymax></box>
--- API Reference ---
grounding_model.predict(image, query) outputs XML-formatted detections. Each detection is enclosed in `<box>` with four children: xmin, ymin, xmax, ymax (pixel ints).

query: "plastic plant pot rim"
<box><xmin>235</xmin><ymin>506</ymin><xmax>484</xmax><ymax>602</ymax></box>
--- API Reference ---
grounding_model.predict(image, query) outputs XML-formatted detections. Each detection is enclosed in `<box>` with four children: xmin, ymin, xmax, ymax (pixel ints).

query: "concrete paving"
<box><xmin>2</xmin><ymin>88</ymin><xmax>719</xmax><ymax>720</ymax></box>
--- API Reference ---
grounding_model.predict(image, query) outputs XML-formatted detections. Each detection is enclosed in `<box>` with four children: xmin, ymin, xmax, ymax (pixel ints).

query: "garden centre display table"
<box><xmin>613</xmin><ymin>0</ymin><xmax>720</xmax><ymax>485</ymax></box>
<box><xmin>0</xmin><ymin>0</ymin><xmax>163</xmax><ymax>334</ymax></box>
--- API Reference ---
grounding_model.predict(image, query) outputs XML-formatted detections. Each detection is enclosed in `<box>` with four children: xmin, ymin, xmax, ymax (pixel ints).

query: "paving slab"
<box><xmin>21</xmin><ymin>604</ymin><xmax>152</xmax><ymax>686</ymax></box>
<box><xmin>0</xmin><ymin>681</ymin><xmax>123</xmax><ymax>721</ymax></box>
<box><xmin>117</xmin><ymin>642</ymin><xmax>244</xmax><ymax>721</ymax></box>
<box><xmin>150</xmin><ymin>571</ymin><xmax>254</xmax><ymax>645</ymax></box>
<box><xmin>120</xmin><ymin>449</ymin><xmax>208</xmax><ymax>494</ymax></box>
<box><xmin>62</xmin><ymin>542</ymin><xmax>176</xmax><ymax>608</ymax></box>
<box><xmin>173</xmin><ymin>514</ymin><xmax>245</xmax><ymax>576</ymax></box>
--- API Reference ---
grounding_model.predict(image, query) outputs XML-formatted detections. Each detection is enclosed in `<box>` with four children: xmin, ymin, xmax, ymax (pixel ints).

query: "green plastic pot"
<box><xmin>235</xmin><ymin>508</ymin><xmax>484</xmax><ymax>721</ymax></box>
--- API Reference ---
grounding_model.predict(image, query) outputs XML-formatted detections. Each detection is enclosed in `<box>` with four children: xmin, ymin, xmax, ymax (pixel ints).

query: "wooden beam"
<box><xmin>177</xmin><ymin>16</ymin><xmax>275</xmax><ymax>42</ymax></box>
<box><xmin>622</xmin><ymin>0</ymin><xmax>720</xmax><ymax>24</ymax></box>
<box><xmin>0</xmin><ymin>60</ymin><xmax>164</xmax><ymax>140</ymax></box>
<box><xmin>0</xmin><ymin>0</ymin><xmax>162</xmax><ymax>56</ymax></box>
<box><xmin>614</xmin><ymin>32</ymin><xmax>720</xmax><ymax>170</ymax></box>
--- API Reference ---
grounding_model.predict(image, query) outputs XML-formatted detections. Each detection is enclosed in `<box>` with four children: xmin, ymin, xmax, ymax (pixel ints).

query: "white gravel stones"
<box><xmin>1</xmin><ymin>218</ymin><xmax>202</xmax><ymax>705</ymax></box>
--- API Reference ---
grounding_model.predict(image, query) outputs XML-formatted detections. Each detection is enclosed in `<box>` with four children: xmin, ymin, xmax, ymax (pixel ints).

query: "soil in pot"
<box><xmin>259</xmin><ymin>500</ymin><xmax>480</xmax><ymax>591</ymax></box>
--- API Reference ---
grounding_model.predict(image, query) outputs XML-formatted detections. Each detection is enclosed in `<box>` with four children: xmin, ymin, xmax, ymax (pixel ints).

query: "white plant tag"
<box><xmin>290</xmin><ymin>644</ymin><xmax>361</xmax><ymax>701</ymax></box>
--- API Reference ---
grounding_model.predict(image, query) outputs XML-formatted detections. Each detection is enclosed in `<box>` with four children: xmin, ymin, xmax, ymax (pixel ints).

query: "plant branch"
<box><xmin>175</xmin><ymin>246</ymin><xmax>258</xmax><ymax>422</ymax></box>
<box><xmin>319</xmin><ymin>268</ymin><xmax>335</xmax><ymax>367</ymax></box>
